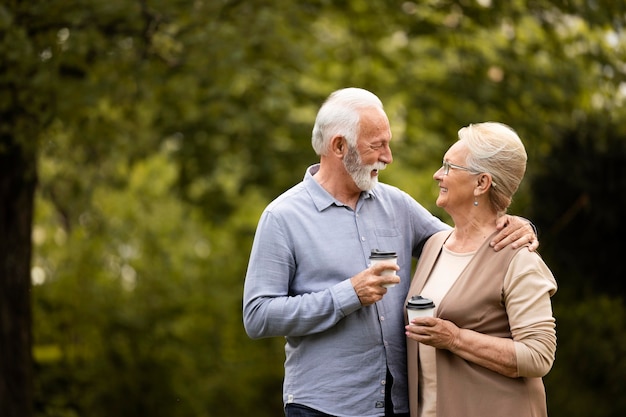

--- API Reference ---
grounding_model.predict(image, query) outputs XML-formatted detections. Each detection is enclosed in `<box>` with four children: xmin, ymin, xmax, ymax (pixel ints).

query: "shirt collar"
<box><xmin>303</xmin><ymin>164</ymin><xmax>374</xmax><ymax>212</ymax></box>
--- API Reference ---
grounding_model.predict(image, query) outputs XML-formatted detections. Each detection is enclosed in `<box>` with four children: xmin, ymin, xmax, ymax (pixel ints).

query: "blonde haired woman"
<box><xmin>405</xmin><ymin>122</ymin><xmax>557</xmax><ymax>417</ymax></box>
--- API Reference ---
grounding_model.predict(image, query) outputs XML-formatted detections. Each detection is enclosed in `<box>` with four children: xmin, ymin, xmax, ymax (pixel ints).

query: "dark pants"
<box><xmin>284</xmin><ymin>404</ymin><xmax>333</xmax><ymax>417</ymax></box>
<box><xmin>284</xmin><ymin>368</ymin><xmax>409</xmax><ymax>417</ymax></box>
<box><xmin>285</xmin><ymin>403</ymin><xmax>409</xmax><ymax>417</ymax></box>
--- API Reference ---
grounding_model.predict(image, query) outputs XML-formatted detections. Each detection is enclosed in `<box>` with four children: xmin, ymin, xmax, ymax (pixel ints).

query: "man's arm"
<box><xmin>242</xmin><ymin>211</ymin><xmax>362</xmax><ymax>339</ymax></box>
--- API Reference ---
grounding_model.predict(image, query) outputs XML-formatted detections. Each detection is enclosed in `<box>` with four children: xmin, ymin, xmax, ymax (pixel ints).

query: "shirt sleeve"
<box><xmin>403</xmin><ymin>190</ymin><xmax>451</xmax><ymax>258</ymax></box>
<box><xmin>503</xmin><ymin>250</ymin><xmax>558</xmax><ymax>378</ymax></box>
<box><xmin>242</xmin><ymin>210</ymin><xmax>362</xmax><ymax>339</ymax></box>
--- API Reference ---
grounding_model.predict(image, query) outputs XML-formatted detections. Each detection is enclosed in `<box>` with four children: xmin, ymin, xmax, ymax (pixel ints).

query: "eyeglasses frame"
<box><xmin>440</xmin><ymin>160</ymin><xmax>498</xmax><ymax>188</ymax></box>
<box><xmin>441</xmin><ymin>160</ymin><xmax>481</xmax><ymax>175</ymax></box>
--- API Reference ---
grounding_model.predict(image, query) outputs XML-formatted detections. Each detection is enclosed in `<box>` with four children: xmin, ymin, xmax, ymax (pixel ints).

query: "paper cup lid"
<box><xmin>369</xmin><ymin>249</ymin><xmax>397</xmax><ymax>259</ymax></box>
<box><xmin>406</xmin><ymin>295</ymin><xmax>435</xmax><ymax>310</ymax></box>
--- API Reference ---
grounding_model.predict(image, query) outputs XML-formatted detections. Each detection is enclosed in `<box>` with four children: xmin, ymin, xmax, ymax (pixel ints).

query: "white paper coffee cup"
<box><xmin>406</xmin><ymin>295</ymin><xmax>436</xmax><ymax>322</ymax></box>
<box><xmin>369</xmin><ymin>249</ymin><xmax>398</xmax><ymax>288</ymax></box>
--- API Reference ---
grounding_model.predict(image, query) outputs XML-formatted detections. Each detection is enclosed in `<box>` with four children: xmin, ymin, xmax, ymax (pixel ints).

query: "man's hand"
<box><xmin>491</xmin><ymin>215</ymin><xmax>539</xmax><ymax>251</ymax></box>
<box><xmin>351</xmin><ymin>262</ymin><xmax>400</xmax><ymax>306</ymax></box>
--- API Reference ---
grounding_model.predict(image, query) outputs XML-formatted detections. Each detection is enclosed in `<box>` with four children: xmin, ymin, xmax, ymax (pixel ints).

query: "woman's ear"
<box><xmin>476</xmin><ymin>173</ymin><xmax>493</xmax><ymax>193</ymax></box>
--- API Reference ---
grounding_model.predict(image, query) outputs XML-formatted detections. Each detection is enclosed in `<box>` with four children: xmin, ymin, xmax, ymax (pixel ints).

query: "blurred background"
<box><xmin>2</xmin><ymin>0</ymin><xmax>626</xmax><ymax>416</ymax></box>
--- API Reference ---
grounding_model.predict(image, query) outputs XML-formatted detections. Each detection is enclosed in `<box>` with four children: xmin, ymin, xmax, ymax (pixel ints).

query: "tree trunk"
<box><xmin>0</xmin><ymin>137</ymin><xmax>36</xmax><ymax>417</ymax></box>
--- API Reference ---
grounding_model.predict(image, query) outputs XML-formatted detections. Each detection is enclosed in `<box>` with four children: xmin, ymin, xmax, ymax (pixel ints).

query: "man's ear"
<box><xmin>331</xmin><ymin>135</ymin><xmax>345</xmax><ymax>156</ymax></box>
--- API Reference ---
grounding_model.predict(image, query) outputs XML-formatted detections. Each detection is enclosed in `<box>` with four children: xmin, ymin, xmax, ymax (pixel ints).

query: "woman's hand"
<box><xmin>406</xmin><ymin>317</ymin><xmax>519</xmax><ymax>378</ymax></box>
<box><xmin>405</xmin><ymin>317</ymin><xmax>460</xmax><ymax>350</ymax></box>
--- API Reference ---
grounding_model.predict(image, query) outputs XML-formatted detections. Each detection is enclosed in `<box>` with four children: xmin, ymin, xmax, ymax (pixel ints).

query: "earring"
<box><xmin>473</xmin><ymin>198</ymin><xmax>478</xmax><ymax>207</ymax></box>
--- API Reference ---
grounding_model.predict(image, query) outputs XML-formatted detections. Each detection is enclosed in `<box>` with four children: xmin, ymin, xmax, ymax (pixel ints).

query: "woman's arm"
<box><xmin>406</xmin><ymin>317</ymin><xmax>519</xmax><ymax>377</ymax></box>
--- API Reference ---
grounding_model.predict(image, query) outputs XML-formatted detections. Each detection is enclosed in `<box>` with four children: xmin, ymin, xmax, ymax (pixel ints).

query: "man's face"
<box><xmin>343</xmin><ymin>144</ymin><xmax>386</xmax><ymax>191</ymax></box>
<box><xmin>343</xmin><ymin>108</ymin><xmax>392</xmax><ymax>191</ymax></box>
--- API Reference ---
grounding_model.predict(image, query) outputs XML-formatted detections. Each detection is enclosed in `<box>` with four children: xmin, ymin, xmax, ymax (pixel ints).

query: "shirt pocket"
<box><xmin>372</xmin><ymin>228</ymin><xmax>402</xmax><ymax>255</ymax></box>
<box><xmin>374</xmin><ymin>228</ymin><xmax>400</xmax><ymax>237</ymax></box>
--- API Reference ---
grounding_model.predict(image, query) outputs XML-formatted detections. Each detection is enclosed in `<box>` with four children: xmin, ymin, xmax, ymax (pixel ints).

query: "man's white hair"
<box><xmin>311</xmin><ymin>88</ymin><xmax>384</xmax><ymax>156</ymax></box>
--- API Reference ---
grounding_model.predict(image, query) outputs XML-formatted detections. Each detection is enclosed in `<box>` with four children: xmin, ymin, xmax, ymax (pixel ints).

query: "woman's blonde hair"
<box><xmin>458</xmin><ymin>122</ymin><xmax>527</xmax><ymax>214</ymax></box>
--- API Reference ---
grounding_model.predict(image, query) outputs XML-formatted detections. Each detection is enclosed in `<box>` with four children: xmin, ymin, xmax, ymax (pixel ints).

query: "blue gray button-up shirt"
<box><xmin>243</xmin><ymin>164</ymin><xmax>448</xmax><ymax>417</ymax></box>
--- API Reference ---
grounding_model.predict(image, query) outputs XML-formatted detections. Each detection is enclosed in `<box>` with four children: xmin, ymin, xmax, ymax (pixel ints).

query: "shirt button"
<box><xmin>381</xmin><ymin>380</ymin><xmax>386</xmax><ymax>385</ymax></box>
<box><xmin>380</xmin><ymin>316</ymin><xmax>385</xmax><ymax>321</ymax></box>
<box><xmin>361</xmin><ymin>236</ymin><xmax>365</xmax><ymax>241</ymax></box>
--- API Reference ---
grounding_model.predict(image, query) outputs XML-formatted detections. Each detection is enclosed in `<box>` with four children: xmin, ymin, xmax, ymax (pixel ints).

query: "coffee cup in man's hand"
<box><xmin>369</xmin><ymin>249</ymin><xmax>398</xmax><ymax>288</ymax></box>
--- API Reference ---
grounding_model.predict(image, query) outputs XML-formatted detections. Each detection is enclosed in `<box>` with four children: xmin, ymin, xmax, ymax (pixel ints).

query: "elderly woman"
<box><xmin>405</xmin><ymin>122</ymin><xmax>557</xmax><ymax>417</ymax></box>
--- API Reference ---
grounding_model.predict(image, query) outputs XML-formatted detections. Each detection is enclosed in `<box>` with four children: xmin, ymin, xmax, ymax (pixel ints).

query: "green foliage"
<box><xmin>10</xmin><ymin>0</ymin><xmax>624</xmax><ymax>416</ymax></box>
<box><xmin>546</xmin><ymin>295</ymin><xmax>626</xmax><ymax>416</ymax></box>
<box><xmin>33</xmin><ymin>146</ymin><xmax>284</xmax><ymax>416</ymax></box>
<box><xmin>528</xmin><ymin>116</ymin><xmax>626</xmax><ymax>296</ymax></box>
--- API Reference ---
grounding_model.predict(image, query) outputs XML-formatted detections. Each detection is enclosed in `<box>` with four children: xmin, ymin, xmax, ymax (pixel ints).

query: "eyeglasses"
<box><xmin>440</xmin><ymin>160</ymin><xmax>497</xmax><ymax>187</ymax></box>
<box><xmin>440</xmin><ymin>160</ymin><xmax>481</xmax><ymax>175</ymax></box>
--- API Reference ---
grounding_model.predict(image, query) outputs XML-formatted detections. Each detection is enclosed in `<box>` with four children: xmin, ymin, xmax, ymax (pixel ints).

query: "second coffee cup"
<box><xmin>406</xmin><ymin>295</ymin><xmax>436</xmax><ymax>322</ymax></box>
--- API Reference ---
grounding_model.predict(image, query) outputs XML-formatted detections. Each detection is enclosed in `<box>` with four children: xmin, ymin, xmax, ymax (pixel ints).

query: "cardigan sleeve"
<box><xmin>503</xmin><ymin>250</ymin><xmax>558</xmax><ymax>378</ymax></box>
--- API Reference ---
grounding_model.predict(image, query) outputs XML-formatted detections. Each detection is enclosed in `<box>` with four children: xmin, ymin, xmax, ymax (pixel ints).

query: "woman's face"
<box><xmin>433</xmin><ymin>142</ymin><xmax>479</xmax><ymax>214</ymax></box>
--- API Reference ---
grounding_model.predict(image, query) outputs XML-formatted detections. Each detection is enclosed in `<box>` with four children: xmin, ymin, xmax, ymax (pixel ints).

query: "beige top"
<box><xmin>406</xmin><ymin>230</ymin><xmax>557</xmax><ymax>417</ymax></box>
<box><xmin>418</xmin><ymin>247</ymin><xmax>471</xmax><ymax>417</ymax></box>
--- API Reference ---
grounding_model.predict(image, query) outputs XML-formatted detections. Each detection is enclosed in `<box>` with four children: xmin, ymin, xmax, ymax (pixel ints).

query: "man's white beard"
<box><xmin>344</xmin><ymin>144</ymin><xmax>386</xmax><ymax>191</ymax></box>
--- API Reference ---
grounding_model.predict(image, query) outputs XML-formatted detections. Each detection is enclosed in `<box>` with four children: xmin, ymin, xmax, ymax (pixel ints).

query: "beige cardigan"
<box><xmin>406</xmin><ymin>230</ymin><xmax>557</xmax><ymax>417</ymax></box>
